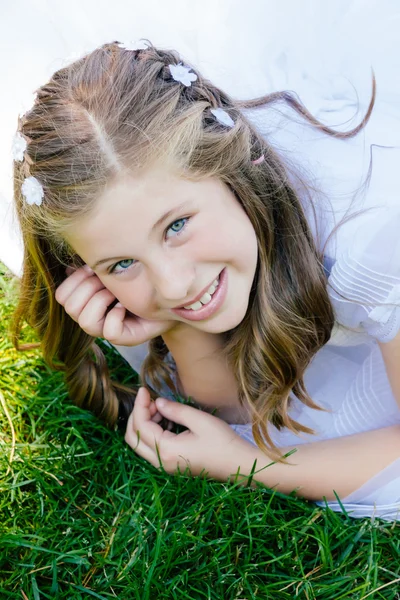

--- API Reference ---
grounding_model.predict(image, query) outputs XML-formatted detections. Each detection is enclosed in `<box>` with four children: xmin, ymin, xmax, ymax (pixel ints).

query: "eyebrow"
<box><xmin>91</xmin><ymin>201</ymin><xmax>191</xmax><ymax>270</ymax></box>
<box><xmin>151</xmin><ymin>201</ymin><xmax>189</xmax><ymax>233</ymax></box>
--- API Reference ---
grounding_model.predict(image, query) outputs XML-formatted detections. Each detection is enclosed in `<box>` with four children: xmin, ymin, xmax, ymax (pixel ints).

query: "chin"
<box><xmin>201</xmin><ymin>305</ymin><xmax>249</xmax><ymax>334</ymax></box>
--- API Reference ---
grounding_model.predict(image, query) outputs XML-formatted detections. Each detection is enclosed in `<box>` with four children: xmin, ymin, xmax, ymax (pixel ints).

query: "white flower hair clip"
<box><xmin>117</xmin><ymin>40</ymin><xmax>148</xmax><ymax>51</ymax></box>
<box><xmin>210</xmin><ymin>108</ymin><xmax>235</xmax><ymax>128</ymax></box>
<box><xmin>21</xmin><ymin>176</ymin><xmax>44</xmax><ymax>206</ymax></box>
<box><xmin>168</xmin><ymin>63</ymin><xmax>197</xmax><ymax>87</ymax></box>
<box><xmin>12</xmin><ymin>132</ymin><xmax>28</xmax><ymax>162</ymax></box>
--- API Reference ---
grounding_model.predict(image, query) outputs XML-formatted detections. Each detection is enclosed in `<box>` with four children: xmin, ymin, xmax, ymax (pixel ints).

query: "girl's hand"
<box><xmin>125</xmin><ymin>387</ymin><xmax>254</xmax><ymax>480</ymax></box>
<box><xmin>55</xmin><ymin>265</ymin><xmax>175</xmax><ymax>346</ymax></box>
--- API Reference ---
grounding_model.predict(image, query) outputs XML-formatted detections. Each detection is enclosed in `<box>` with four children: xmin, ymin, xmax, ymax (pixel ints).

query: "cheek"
<box><xmin>211</xmin><ymin>216</ymin><xmax>258</xmax><ymax>268</ymax></box>
<box><xmin>100</xmin><ymin>277</ymin><xmax>154</xmax><ymax>316</ymax></box>
<box><xmin>238</xmin><ymin>213</ymin><xmax>259</xmax><ymax>264</ymax></box>
<box><xmin>198</xmin><ymin>212</ymin><xmax>256</xmax><ymax>255</ymax></box>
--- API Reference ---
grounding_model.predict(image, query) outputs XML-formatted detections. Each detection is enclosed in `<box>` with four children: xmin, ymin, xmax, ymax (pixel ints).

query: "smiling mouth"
<box><xmin>182</xmin><ymin>276</ymin><xmax>220</xmax><ymax>311</ymax></box>
<box><xmin>171</xmin><ymin>268</ymin><xmax>227</xmax><ymax>322</ymax></box>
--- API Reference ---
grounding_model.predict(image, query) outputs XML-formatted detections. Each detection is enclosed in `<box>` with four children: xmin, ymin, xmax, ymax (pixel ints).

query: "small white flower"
<box><xmin>12</xmin><ymin>132</ymin><xmax>27</xmax><ymax>161</ymax></box>
<box><xmin>168</xmin><ymin>63</ymin><xmax>197</xmax><ymax>87</ymax></box>
<box><xmin>21</xmin><ymin>176</ymin><xmax>44</xmax><ymax>206</ymax></box>
<box><xmin>210</xmin><ymin>108</ymin><xmax>234</xmax><ymax>128</ymax></box>
<box><xmin>18</xmin><ymin>92</ymin><xmax>37</xmax><ymax>120</ymax></box>
<box><xmin>117</xmin><ymin>40</ymin><xmax>148</xmax><ymax>51</ymax></box>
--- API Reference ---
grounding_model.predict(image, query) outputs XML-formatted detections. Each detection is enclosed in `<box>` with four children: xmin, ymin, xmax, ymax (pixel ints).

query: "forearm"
<box><xmin>231</xmin><ymin>425</ymin><xmax>400</xmax><ymax>501</ymax></box>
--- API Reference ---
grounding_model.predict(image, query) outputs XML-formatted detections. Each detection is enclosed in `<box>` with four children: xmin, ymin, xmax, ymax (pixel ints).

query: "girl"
<box><xmin>11</xmin><ymin>41</ymin><xmax>400</xmax><ymax>520</ymax></box>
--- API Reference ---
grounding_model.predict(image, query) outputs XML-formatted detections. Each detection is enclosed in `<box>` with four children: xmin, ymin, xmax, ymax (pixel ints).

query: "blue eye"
<box><xmin>111</xmin><ymin>258</ymin><xmax>135</xmax><ymax>274</ymax></box>
<box><xmin>166</xmin><ymin>217</ymin><xmax>188</xmax><ymax>238</ymax></box>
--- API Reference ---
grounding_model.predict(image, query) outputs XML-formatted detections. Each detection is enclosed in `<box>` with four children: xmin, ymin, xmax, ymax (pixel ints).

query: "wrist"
<box><xmin>224</xmin><ymin>435</ymin><xmax>284</xmax><ymax>488</ymax></box>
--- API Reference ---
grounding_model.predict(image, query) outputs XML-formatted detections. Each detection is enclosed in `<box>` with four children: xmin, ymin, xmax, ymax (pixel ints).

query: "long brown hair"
<box><xmin>11</xmin><ymin>41</ymin><xmax>376</xmax><ymax>455</ymax></box>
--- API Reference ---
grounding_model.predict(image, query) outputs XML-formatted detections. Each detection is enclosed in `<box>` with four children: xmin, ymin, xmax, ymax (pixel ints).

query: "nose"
<box><xmin>149</xmin><ymin>258</ymin><xmax>195</xmax><ymax>305</ymax></box>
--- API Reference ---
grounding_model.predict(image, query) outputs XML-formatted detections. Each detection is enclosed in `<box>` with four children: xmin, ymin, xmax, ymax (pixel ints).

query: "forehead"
<box><xmin>98</xmin><ymin>168</ymin><xmax>180</xmax><ymax>210</ymax></box>
<box><xmin>70</xmin><ymin>168</ymin><xmax>183</xmax><ymax>229</ymax></box>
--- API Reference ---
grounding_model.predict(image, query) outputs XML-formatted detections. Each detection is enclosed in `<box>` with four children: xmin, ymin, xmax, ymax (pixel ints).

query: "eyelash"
<box><xmin>109</xmin><ymin>216</ymin><xmax>190</xmax><ymax>275</ymax></box>
<box><xmin>165</xmin><ymin>217</ymin><xmax>189</xmax><ymax>239</ymax></box>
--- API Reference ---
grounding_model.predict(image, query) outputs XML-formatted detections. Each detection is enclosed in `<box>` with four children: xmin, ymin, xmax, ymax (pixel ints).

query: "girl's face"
<box><xmin>65</xmin><ymin>168</ymin><xmax>258</xmax><ymax>335</ymax></box>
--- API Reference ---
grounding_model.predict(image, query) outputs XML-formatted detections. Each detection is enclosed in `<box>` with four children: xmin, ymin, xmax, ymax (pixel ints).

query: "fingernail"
<box><xmin>156</xmin><ymin>398</ymin><xmax>166</xmax><ymax>408</ymax></box>
<box><xmin>115</xmin><ymin>302</ymin><xmax>123</xmax><ymax>308</ymax></box>
<box><xmin>83</xmin><ymin>264</ymin><xmax>94</xmax><ymax>274</ymax></box>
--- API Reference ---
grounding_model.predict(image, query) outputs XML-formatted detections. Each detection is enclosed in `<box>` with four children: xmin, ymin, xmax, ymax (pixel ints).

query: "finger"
<box><xmin>65</xmin><ymin>265</ymin><xmax>76</xmax><ymax>277</ymax></box>
<box><xmin>55</xmin><ymin>265</ymin><xmax>97</xmax><ymax>305</ymax></box>
<box><xmin>126</xmin><ymin>388</ymin><xmax>166</xmax><ymax>448</ymax></box>
<box><xmin>155</xmin><ymin>398</ymin><xmax>210</xmax><ymax>434</ymax></box>
<box><xmin>125</xmin><ymin>317</ymin><xmax>176</xmax><ymax>344</ymax></box>
<box><xmin>103</xmin><ymin>309</ymin><xmax>161</xmax><ymax>346</ymax></box>
<box><xmin>129</xmin><ymin>386</ymin><xmax>151</xmax><ymax>426</ymax></box>
<box><xmin>63</xmin><ymin>278</ymin><xmax>108</xmax><ymax>320</ymax></box>
<box><xmin>126</xmin><ymin>428</ymin><xmax>162</xmax><ymax>468</ymax></box>
<box><xmin>148</xmin><ymin>398</ymin><xmax>163</xmax><ymax>423</ymax></box>
<box><xmin>77</xmin><ymin>288</ymin><xmax>118</xmax><ymax>336</ymax></box>
<box><xmin>135</xmin><ymin>415</ymin><xmax>168</xmax><ymax>447</ymax></box>
<box><xmin>148</xmin><ymin>400</ymin><xmax>158</xmax><ymax>417</ymax></box>
<box><xmin>65</xmin><ymin>264</ymin><xmax>92</xmax><ymax>277</ymax></box>
<box><xmin>151</xmin><ymin>411</ymin><xmax>163</xmax><ymax>424</ymax></box>
<box><xmin>148</xmin><ymin>401</ymin><xmax>162</xmax><ymax>423</ymax></box>
<box><xmin>102</xmin><ymin>304</ymin><xmax>129</xmax><ymax>343</ymax></box>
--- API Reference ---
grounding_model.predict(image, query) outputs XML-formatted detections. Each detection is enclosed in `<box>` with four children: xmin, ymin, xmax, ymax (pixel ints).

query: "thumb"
<box><xmin>155</xmin><ymin>398</ymin><xmax>208</xmax><ymax>433</ymax></box>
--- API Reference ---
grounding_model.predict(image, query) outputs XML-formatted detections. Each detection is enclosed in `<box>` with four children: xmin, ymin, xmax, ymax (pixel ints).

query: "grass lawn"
<box><xmin>0</xmin><ymin>263</ymin><xmax>399</xmax><ymax>599</ymax></box>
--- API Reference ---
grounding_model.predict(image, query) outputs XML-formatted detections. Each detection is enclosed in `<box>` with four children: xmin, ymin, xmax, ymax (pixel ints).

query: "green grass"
<box><xmin>0</xmin><ymin>263</ymin><xmax>399</xmax><ymax>600</ymax></box>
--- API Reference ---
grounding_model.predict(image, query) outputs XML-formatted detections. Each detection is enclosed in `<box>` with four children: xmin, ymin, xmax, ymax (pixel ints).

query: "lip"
<box><xmin>171</xmin><ymin>268</ymin><xmax>227</xmax><ymax>322</ymax></box>
<box><xmin>173</xmin><ymin>275</ymin><xmax>220</xmax><ymax>310</ymax></box>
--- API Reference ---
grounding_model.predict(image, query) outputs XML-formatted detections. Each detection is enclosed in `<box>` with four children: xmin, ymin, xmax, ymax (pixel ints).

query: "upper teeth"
<box><xmin>184</xmin><ymin>278</ymin><xmax>219</xmax><ymax>310</ymax></box>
